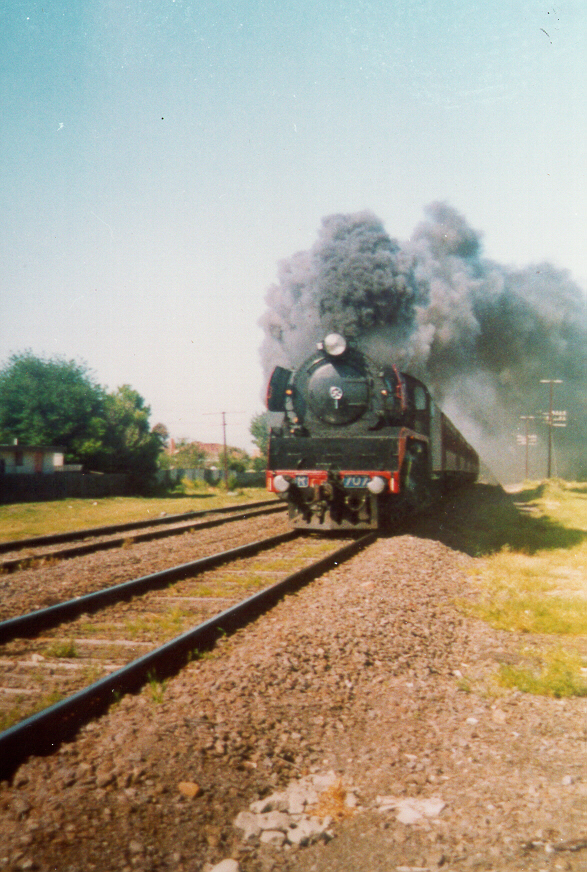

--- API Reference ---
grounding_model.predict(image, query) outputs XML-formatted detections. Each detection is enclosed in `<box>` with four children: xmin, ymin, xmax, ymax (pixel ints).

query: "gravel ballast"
<box><xmin>1</xmin><ymin>495</ymin><xmax>587</xmax><ymax>871</ymax></box>
<box><xmin>0</xmin><ymin>513</ymin><xmax>290</xmax><ymax>621</ymax></box>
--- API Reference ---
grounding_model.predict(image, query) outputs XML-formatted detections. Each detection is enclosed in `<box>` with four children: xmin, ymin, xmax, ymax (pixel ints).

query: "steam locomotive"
<box><xmin>266</xmin><ymin>333</ymin><xmax>479</xmax><ymax>530</ymax></box>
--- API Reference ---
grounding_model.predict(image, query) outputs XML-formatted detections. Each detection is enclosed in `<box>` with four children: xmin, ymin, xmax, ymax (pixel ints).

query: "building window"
<box><xmin>15</xmin><ymin>450</ymin><xmax>24</xmax><ymax>467</ymax></box>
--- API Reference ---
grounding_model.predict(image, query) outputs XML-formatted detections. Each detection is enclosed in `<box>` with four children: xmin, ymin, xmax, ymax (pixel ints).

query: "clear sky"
<box><xmin>2</xmin><ymin>0</ymin><xmax>586</xmax><ymax>451</ymax></box>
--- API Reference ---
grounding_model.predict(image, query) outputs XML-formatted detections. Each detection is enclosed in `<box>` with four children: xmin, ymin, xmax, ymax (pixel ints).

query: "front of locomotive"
<box><xmin>266</xmin><ymin>334</ymin><xmax>405</xmax><ymax>530</ymax></box>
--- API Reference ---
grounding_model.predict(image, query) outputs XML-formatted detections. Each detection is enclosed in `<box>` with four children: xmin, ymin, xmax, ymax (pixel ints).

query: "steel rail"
<box><xmin>0</xmin><ymin>529</ymin><xmax>299</xmax><ymax>643</ymax></box>
<box><xmin>0</xmin><ymin>498</ymin><xmax>279</xmax><ymax>554</ymax></box>
<box><xmin>0</xmin><ymin>532</ymin><xmax>376</xmax><ymax>780</ymax></box>
<box><xmin>0</xmin><ymin>503</ymin><xmax>286</xmax><ymax>574</ymax></box>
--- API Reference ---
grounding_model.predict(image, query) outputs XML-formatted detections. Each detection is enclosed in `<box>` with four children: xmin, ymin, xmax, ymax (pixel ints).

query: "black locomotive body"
<box><xmin>266</xmin><ymin>333</ymin><xmax>479</xmax><ymax>530</ymax></box>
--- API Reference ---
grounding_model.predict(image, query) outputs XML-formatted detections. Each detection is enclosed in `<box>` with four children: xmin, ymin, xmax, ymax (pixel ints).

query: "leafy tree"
<box><xmin>167</xmin><ymin>441</ymin><xmax>250</xmax><ymax>474</ymax></box>
<box><xmin>249</xmin><ymin>411</ymin><xmax>269</xmax><ymax>471</ymax></box>
<box><xmin>168</xmin><ymin>439</ymin><xmax>208</xmax><ymax>469</ymax></box>
<box><xmin>225</xmin><ymin>446</ymin><xmax>249</xmax><ymax>473</ymax></box>
<box><xmin>0</xmin><ymin>353</ymin><xmax>165</xmax><ymax>485</ymax></box>
<box><xmin>152</xmin><ymin>422</ymin><xmax>169</xmax><ymax>449</ymax></box>
<box><xmin>0</xmin><ymin>351</ymin><xmax>105</xmax><ymax>463</ymax></box>
<box><xmin>98</xmin><ymin>385</ymin><xmax>164</xmax><ymax>483</ymax></box>
<box><xmin>250</xmin><ymin>411</ymin><xmax>269</xmax><ymax>459</ymax></box>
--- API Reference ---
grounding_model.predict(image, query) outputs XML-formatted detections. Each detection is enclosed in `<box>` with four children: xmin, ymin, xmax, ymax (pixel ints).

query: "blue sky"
<box><xmin>2</xmin><ymin>0</ymin><xmax>586</xmax><ymax>450</ymax></box>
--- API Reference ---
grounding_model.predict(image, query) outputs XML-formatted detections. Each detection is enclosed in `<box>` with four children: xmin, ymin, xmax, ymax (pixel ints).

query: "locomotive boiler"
<box><xmin>265</xmin><ymin>333</ymin><xmax>479</xmax><ymax>530</ymax></box>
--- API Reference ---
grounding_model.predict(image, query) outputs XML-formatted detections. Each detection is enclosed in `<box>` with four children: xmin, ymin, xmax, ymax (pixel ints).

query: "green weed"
<box><xmin>46</xmin><ymin>639</ymin><xmax>78</xmax><ymax>659</ymax></box>
<box><xmin>124</xmin><ymin>606</ymin><xmax>190</xmax><ymax>639</ymax></box>
<box><xmin>497</xmin><ymin>647</ymin><xmax>587</xmax><ymax>698</ymax></box>
<box><xmin>0</xmin><ymin>697</ymin><xmax>28</xmax><ymax>731</ymax></box>
<box><xmin>0</xmin><ymin>689</ymin><xmax>66</xmax><ymax>731</ymax></box>
<box><xmin>147</xmin><ymin>670</ymin><xmax>167</xmax><ymax>704</ymax></box>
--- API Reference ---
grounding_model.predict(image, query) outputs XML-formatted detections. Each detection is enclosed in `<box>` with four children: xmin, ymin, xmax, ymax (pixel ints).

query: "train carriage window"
<box><xmin>413</xmin><ymin>385</ymin><xmax>430</xmax><ymax>435</ymax></box>
<box><xmin>414</xmin><ymin>386</ymin><xmax>427</xmax><ymax>410</ymax></box>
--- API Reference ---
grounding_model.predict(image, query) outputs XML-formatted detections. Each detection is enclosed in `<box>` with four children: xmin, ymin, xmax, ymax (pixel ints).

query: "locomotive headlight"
<box><xmin>322</xmin><ymin>333</ymin><xmax>347</xmax><ymax>357</ymax></box>
<box><xmin>273</xmin><ymin>474</ymin><xmax>291</xmax><ymax>493</ymax></box>
<box><xmin>367</xmin><ymin>476</ymin><xmax>387</xmax><ymax>494</ymax></box>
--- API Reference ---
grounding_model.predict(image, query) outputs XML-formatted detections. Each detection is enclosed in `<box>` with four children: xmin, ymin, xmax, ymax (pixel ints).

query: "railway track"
<box><xmin>0</xmin><ymin>529</ymin><xmax>376</xmax><ymax>780</ymax></box>
<box><xmin>0</xmin><ymin>499</ymin><xmax>285</xmax><ymax>573</ymax></box>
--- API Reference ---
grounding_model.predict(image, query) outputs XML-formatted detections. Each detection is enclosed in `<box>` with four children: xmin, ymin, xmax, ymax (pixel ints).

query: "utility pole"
<box><xmin>202</xmin><ymin>410</ymin><xmax>246</xmax><ymax>486</ymax></box>
<box><xmin>222</xmin><ymin>411</ymin><xmax>228</xmax><ymax>487</ymax></box>
<box><xmin>540</xmin><ymin>379</ymin><xmax>563</xmax><ymax>478</ymax></box>
<box><xmin>519</xmin><ymin>415</ymin><xmax>536</xmax><ymax>480</ymax></box>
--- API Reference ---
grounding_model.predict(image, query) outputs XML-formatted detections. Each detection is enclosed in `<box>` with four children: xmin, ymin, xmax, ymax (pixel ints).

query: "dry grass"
<box><xmin>463</xmin><ymin>480</ymin><xmax>587</xmax><ymax>696</ymax></box>
<box><xmin>0</xmin><ymin>487</ymin><xmax>272</xmax><ymax>542</ymax></box>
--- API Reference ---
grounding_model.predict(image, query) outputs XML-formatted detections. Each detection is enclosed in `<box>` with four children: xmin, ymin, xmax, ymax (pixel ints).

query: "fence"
<box><xmin>0</xmin><ymin>469</ymin><xmax>266</xmax><ymax>504</ymax></box>
<box><xmin>155</xmin><ymin>468</ymin><xmax>265</xmax><ymax>488</ymax></box>
<box><xmin>0</xmin><ymin>472</ymin><xmax>130</xmax><ymax>504</ymax></box>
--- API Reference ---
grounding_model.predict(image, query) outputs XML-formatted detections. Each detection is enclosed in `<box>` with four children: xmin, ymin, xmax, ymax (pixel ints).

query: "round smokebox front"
<box><xmin>307</xmin><ymin>361</ymin><xmax>369</xmax><ymax>424</ymax></box>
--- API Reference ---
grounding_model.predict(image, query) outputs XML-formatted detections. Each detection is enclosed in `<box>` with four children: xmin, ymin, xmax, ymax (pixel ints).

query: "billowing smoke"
<box><xmin>260</xmin><ymin>204</ymin><xmax>587</xmax><ymax>482</ymax></box>
<box><xmin>260</xmin><ymin>212</ymin><xmax>419</xmax><ymax>370</ymax></box>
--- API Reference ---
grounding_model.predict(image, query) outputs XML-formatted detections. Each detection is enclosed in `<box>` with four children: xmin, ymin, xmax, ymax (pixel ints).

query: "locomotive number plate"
<box><xmin>294</xmin><ymin>475</ymin><xmax>309</xmax><ymax>487</ymax></box>
<box><xmin>342</xmin><ymin>475</ymin><xmax>371</xmax><ymax>488</ymax></box>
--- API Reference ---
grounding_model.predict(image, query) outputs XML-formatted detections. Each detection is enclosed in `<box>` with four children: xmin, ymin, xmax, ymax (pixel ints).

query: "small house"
<box><xmin>0</xmin><ymin>443</ymin><xmax>65</xmax><ymax>475</ymax></box>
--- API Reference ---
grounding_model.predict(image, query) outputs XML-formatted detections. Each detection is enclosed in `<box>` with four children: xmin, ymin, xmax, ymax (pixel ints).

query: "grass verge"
<box><xmin>497</xmin><ymin>646</ymin><xmax>587</xmax><ymax>698</ymax></box>
<box><xmin>0</xmin><ymin>485</ymin><xmax>273</xmax><ymax>541</ymax></box>
<box><xmin>457</xmin><ymin>479</ymin><xmax>587</xmax><ymax>697</ymax></box>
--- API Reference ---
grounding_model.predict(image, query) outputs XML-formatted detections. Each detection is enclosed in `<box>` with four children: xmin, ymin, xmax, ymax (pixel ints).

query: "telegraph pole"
<box><xmin>519</xmin><ymin>415</ymin><xmax>535</xmax><ymax>479</ymax></box>
<box><xmin>202</xmin><ymin>410</ymin><xmax>246</xmax><ymax>486</ymax></box>
<box><xmin>222</xmin><ymin>412</ymin><xmax>228</xmax><ymax>487</ymax></box>
<box><xmin>540</xmin><ymin>379</ymin><xmax>563</xmax><ymax>478</ymax></box>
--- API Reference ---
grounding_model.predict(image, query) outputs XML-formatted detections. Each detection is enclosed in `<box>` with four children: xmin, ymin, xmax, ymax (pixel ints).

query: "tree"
<box><xmin>152</xmin><ymin>422</ymin><xmax>169</xmax><ymax>449</ymax></box>
<box><xmin>168</xmin><ymin>439</ymin><xmax>208</xmax><ymax>469</ymax></box>
<box><xmin>98</xmin><ymin>385</ymin><xmax>165</xmax><ymax>484</ymax></box>
<box><xmin>0</xmin><ymin>351</ymin><xmax>105</xmax><ymax>463</ymax></box>
<box><xmin>225</xmin><ymin>446</ymin><xmax>249</xmax><ymax>473</ymax></box>
<box><xmin>250</xmin><ymin>411</ymin><xmax>269</xmax><ymax>471</ymax></box>
<box><xmin>250</xmin><ymin>411</ymin><xmax>269</xmax><ymax>459</ymax></box>
<box><xmin>0</xmin><ymin>353</ymin><xmax>165</xmax><ymax>484</ymax></box>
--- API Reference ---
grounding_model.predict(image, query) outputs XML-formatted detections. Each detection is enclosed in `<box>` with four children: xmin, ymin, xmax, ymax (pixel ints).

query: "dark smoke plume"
<box><xmin>260</xmin><ymin>204</ymin><xmax>587</xmax><ymax>482</ymax></box>
<box><xmin>260</xmin><ymin>212</ymin><xmax>418</xmax><ymax>370</ymax></box>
